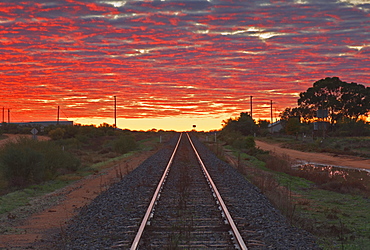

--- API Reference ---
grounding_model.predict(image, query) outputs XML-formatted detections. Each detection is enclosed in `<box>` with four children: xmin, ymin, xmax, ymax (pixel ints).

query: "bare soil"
<box><xmin>0</xmin><ymin>134</ymin><xmax>50</xmax><ymax>147</ymax></box>
<box><xmin>0</xmin><ymin>144</ymin><xmax>158</xmax><ymax>249</ymax></box>
<box><xmin>256</xmin><ymin>140</ymin><xmax>370</xmax><ymax>170</ymax></box>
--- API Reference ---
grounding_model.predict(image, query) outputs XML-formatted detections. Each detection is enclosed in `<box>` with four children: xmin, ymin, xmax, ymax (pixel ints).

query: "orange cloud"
<box><xmin>0</xmin><ymin>0</ymin><xmax>369</xmax><ymax>130</ymax></box>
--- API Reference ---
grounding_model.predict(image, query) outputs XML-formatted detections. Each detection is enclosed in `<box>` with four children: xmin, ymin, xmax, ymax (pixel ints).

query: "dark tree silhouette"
<box><xmin>298</xmin><ymin>77</ymin><xmax>370</xmax><ymax>123</ymax></box>
<box><xmin>222</xmin><ymin>112</ymin><xmax>257</xmax><ymax>136</ymax></box>
<box><xmin>280</xmin><ymin>107</ymin><xmax>314</xmax><ymax>122</ymax></box>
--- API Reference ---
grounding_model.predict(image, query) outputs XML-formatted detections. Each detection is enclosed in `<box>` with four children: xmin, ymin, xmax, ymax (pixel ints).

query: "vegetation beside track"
<box><xmin>0</xmin><ymin>125</ymin><xmax>172</xmax><ymax>218</ymax></box>
<box><xmin>199</xmin><ymin>132</ymin><xmax>370</xmax><ymax>250</ymax></box>
<box><xmin>206</xmin><ymin>78</ymin><xmax>370</xmax><ymax>249</ymax></box>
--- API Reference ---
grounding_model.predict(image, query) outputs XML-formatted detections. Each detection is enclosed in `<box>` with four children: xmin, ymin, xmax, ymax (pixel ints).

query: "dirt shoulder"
<box><xmin>0</xmin><ymin>134</ymin><xmax>50</xmax><ymax>147</ymax></box>
<box><xmin>0</xmin><ymin>147</ymin><xmax>158</xmax><ymax>249</ymax></box>
<box><xmin>256</xmin><ymin>140</ymin><xmax>370</xmax><ymax>170</ymax></box>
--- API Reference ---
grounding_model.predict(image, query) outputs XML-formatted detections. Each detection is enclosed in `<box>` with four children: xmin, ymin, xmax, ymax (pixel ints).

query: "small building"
<box><xmin>8</xmin><ymin>121</ymin><xmax>73</xmax><ymax>127</ymax></box>
<box><xmin>268</xmin><ymin>120</ymin><xmax>284</xmax><ymax>133</ymax></box>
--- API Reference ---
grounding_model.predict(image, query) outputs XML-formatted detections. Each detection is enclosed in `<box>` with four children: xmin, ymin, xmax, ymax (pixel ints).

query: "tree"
<box><xmin>298</xmin><ymin>77</ymin><xmax>370</xmax><ymax>123</ymax></box>
<box><xmin>285</xmin><ymin>117</ymin><xmax>301</xmax><ymax>135</ymax></box>
<box><xmin>341</xmin><ymin>82</ymin><xmax>370</xmax><ymax>120</ymax></box>
<box><xmin>222</xmin><ymin>112</ymin><xmax>257</xmax><ymax>136</ymax></box>
<box><xmin>257</xmin><ymin>119</ymin><xmax>270</xmax><ymax>129</ymax></box>
<box><xmin>280</xmin><ymin>107</ymin><xmax>312</xmax><ymax>122</ymax></box>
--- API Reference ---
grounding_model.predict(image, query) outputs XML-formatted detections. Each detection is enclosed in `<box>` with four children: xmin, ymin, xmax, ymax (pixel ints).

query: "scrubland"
<box><xmin>202</xmin><ymin>133</ymin><xmax>370</xmax><ymax>250</ymax></box>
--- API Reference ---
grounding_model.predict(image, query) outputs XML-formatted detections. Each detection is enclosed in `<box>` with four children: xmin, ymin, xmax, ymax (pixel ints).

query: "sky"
<box><xmin>1</xmin><ymin>0</ymin><xmax>369</xmax><ymax>131</ymax></box>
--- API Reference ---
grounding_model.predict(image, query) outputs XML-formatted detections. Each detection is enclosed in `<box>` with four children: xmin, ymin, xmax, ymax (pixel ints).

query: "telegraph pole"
<box><xmin>114</xmin><ymin>96</ymin><xmax>117</xmax><ymax>128</ymax></box>
<box><xmin>2</xmin><ymin>107</ymin><xmax>4</xmax><ymax>123</ymax></box>
<box><xmin>250</xmin><ymin>96</ymin><xmax>253</xmax><ymax>119</ymax></box>
<box><xmin>8</xmin><ymin>109</ymin><xmax>10</xmax><ymax>123</ymax></box>
<box><xmin>57</xmin><ymin>106</ymin><xmax>60</xmax><ymax>125</ymax></box>
<box><xmin>270</xmin><ymin>100</ymin><xmax>273</xmax><ymax>124</ymax></box>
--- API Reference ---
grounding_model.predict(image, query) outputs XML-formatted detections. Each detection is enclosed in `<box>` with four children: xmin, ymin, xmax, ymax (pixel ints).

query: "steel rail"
<box><xmin>130</xmin><ymin>133</ymin><xmax>183</xmax><ymax>250</ymax></box>
<box><xmin>186</xmin><ymin>133</ymin><xmax>248</xmax><ymax>250</ymax></box>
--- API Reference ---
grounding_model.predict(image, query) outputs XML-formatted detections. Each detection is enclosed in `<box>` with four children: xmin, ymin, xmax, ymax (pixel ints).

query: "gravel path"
<box><xmin>55</xmin><ymin>133</ymin><xmax>318</xmax><ymax>249</ymax></box>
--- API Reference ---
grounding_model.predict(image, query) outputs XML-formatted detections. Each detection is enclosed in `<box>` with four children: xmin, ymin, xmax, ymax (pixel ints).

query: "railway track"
<box><xmin>125</xmin><ymin>133</ymin><xmax>247</xmax><ymax>249</ymax></box>
<box><xmin>61</xmin><ymin>133</ymin><xmax>318</xmax><ymax>250</ymax></box>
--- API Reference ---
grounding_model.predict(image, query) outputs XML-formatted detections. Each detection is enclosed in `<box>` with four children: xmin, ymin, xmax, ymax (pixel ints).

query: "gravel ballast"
<box><xmin>56</xmin><ymin>133</ymin><xmax>318</xmax><ymax>249</ymax></box>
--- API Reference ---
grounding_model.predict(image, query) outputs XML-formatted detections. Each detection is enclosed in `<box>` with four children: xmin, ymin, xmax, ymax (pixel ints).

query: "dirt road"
<box><xmin>256</xmin><ymin>140</ymin><xmax>370</xmax><ymax>170</ymax></box>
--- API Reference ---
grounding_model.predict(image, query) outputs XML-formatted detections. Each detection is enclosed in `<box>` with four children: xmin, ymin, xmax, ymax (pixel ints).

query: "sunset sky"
<box><xmin>1</xmin><ymin>0</ymin><xmax>370</xmax><ymax>131</ymax></box>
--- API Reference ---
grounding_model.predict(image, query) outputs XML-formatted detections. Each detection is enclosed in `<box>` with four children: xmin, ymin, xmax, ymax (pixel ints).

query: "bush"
<box><xmin>48</xmin><ymin>127</ymin><xmax>66</xmax><ymax>140</ymax></box>
<box><xmin>331</xmin><ymin>119</ymin><xmax>370</xmax><ymax>137</ymax></box>
<box><xmin>1</xmin><ymin>145</ymin><xmax>44</xmax><ymax>186</ymax></box>
<box><xmin>0</xmin><ymin>137</ymin><xmax>80</xmax><ymax>187</ymax></box>
<box><xmin>42</xmin><ymin>144</ymin><xmax>80</xmax><ymax>173</ymax></box>
<box><xmin>218</xmin><ymin>130</ymin><xmax>242</xmax><ymax>146</ymax></box>
<box><xmin>113</xmin><ymin>134</ymin><xmax>137</xmax><ymax>154</ymax></box>
<box><xmin>232</xmin><ymin>136</ymin><xmax>256</xmax><ymax>150</ymax></box>
<box><xmin>285</xmin><ymin>117</ymin><xmax>301</xmax><ymax>135</ymax></box>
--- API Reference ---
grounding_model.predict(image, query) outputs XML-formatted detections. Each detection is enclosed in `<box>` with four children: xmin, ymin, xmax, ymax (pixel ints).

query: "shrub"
<box><xmin>1</xmin><ymin>145</ymin><xmax>44</xmax><ymax>186</ymax></box>
<box><xmin>331</xmin><ymin>119</ymin><xmax>370</xmax><ymax>137</ymax></box>
<box><xmin>232</xmin><ymin>136</ymin><xmax>256</xmax><ymax>150</ymax></box>
<box><xmin>42</xmin><ymin>144</ymin><xmax>80</xmax><ymax>173</ymax></box>
<box><xmin>0</xmin><ymin>137</ymin><xmax>80</xmax><ymax>187</ymax></box>
<box><xmin>285</xmin><ymin>117</ymin><xmax>301</xmax><ymax>135</ymax></box>
<box><xmin>48</xmin><ymin>127</ymin><xmax>66</xmax><ymax>140</ymax></box>
<box><xmin>113</xmin><ymin>134</ymin><xmax>137</xmax><ymax>154</ymax></box>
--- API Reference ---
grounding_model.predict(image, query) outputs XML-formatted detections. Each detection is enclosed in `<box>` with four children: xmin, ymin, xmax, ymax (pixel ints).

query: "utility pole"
<box><xmin>270</xmin><ymin>100</ymin><xmax>273</xmax><ymax>124</ymax></box>
<box><xmin>57</xmin><ymin>106</ymin><xmax>60</xmax><ymax>125</ymax></box>
<box><xmin>114</xmin><ymin>96</ymin><xmax>117</xmax><ymax>128</ymax></box>
<box><xmin>8</xmin><ymin>109</ymin><xmax>10</xmax><ymax>123</ymax></box>
<box><xmin>2</xmin><ymin>107</ymin><xmax>4</xmax><ymax>123</ymax></box>
<box><xmin>250</xmin><ymin>96</ymin><xmax>253</xmax><ymax>119</ymax></box>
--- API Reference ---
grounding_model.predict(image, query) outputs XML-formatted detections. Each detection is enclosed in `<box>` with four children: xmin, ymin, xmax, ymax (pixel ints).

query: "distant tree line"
<box><xmin>219</xmin><ymin>77</ymin><xmax>370</xmax><ymax>138</ymax></box>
